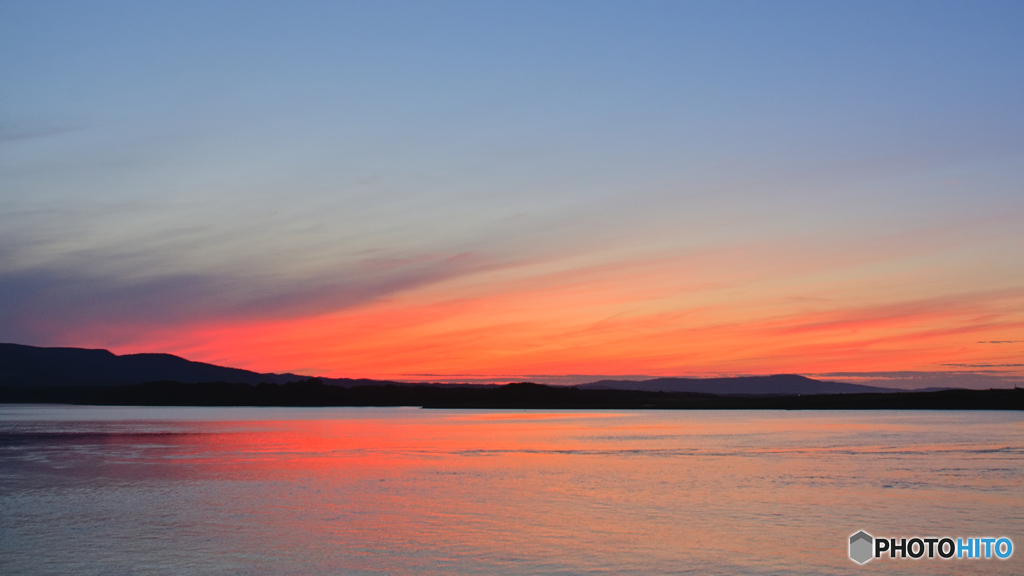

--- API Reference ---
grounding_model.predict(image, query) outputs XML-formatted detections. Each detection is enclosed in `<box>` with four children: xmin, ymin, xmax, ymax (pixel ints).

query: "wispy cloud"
<box><xmin>941</xmin><ymin>363</ymin><xmax>1024</xmax><ymax>368</ymax></box>
<box><xmin>0</xmin><ymin>121</ymin><xmax>79</xmax><ymax>143</ymax></box>
<box><xmin>0</xmin><ymin>249</ymin><xmax>499</xmax><ymax>344</ymax></box>
<box><xmin>812</xmin><ymin>370</ymin><xmax>1024</xmax><ymax>390</ymax></box>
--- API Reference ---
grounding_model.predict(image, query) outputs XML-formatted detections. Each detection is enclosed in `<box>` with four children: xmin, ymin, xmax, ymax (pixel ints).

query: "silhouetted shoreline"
<box><xmin>1</xmin><ymin>380</ymin><xmax>1020</xmax><ymax>410</ymax></box>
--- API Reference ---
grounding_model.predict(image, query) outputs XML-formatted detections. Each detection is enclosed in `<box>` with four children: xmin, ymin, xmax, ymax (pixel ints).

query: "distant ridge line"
<box><xmin>579</xmin><ymin>375</ymin><xmax>901</xmax><ymax>395</ymax></box>
<box><xmin>0</xmin><ymin>343</ymin><xmax>307</xmax><ymax>388</ymax></box>
<box><xmin>2</xmin><ymin>343</ymin><xmax>901</xmax><ymax>394</ymax></box>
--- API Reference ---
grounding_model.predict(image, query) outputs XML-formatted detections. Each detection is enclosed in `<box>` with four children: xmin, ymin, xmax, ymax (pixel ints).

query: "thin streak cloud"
<box><xmin>0</xmin><ymin>121</ymin><xmax>79</xmax><ymax>143</ymax></box>
<box><xmin>0</xmin><ymin>250</ymin><xmax>500</xmax><ymax>344</ymax></box>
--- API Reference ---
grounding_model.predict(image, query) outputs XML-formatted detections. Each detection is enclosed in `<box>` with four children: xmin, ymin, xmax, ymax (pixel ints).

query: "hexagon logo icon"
<box><xmin>849</xmin><ymin>531</ymin><xmax>873</xmax><ymax>564</ymax></box>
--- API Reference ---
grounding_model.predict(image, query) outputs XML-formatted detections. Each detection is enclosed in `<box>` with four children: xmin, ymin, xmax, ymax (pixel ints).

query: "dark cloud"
<box><xmin>814</xmin><ymin>371</ymin><xmax>1023</xmax><ymax>390</ymax></box>
<box><xmin>0</xmin><ymin>251</ymin><xmax>494</xmax><ymax>344</ymax></box>
<box><xmin>941</xmin><ymin>363</ymin><xmax>1024</xmax><ymax>368</ymax></box>
<box><xmin>977</xmin><ymin>340</ymin><xmax>1020</xmax><ymax>344</ymax></box>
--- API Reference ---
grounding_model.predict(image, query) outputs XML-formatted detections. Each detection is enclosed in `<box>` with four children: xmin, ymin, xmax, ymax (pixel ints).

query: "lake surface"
<box><xmin>1</xmin><ymin>406</ymin><xmax>1021</xmax><ymax>575</ymax></box>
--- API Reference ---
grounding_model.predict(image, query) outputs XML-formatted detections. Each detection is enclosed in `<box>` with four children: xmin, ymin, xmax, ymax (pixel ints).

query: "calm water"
<box><xmin>1</xmin><ymin>406</ymin><xmax>1021</xmax><ymax>575</ymax></box>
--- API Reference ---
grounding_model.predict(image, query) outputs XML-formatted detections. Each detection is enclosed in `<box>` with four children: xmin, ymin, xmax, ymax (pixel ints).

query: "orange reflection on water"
<box><xmin>6</xmin><ymin>407</ymin><xmax>1021</xmax><ymax>575</ymax></box>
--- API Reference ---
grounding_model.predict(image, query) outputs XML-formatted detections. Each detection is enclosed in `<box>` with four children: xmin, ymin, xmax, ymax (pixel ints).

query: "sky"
<box><xmin>2</xmin><ymin>1</ymin><xmax>1023</xmax><ymax>387</ymax></box>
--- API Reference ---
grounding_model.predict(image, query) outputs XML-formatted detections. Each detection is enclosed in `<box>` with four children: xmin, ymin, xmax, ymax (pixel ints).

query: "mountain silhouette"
<box><xmin>579</xmin><ymin>375</ymin><xmax>897</xmax><ymax>394</ymax></box>
<box><xmin>3</xmin><ymin>343</ymin><xmax>898</xmax><ymax>394</ymax></box>
<box><xmin>4</xmin><ymin>344</ymin><xmax>1018</xmax><ymax>409</ymax></box>
<box><xmin>0</xmin><ymin>343</ymin><xmax>308</xmax><ymax>387</ymax></box>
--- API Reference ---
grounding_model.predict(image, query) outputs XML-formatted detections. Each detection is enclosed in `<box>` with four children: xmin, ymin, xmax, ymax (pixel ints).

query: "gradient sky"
<box><xmin>2</xmin><ymin>1</ymin><xmax>1023</xmax><ymax>386</ymax></box>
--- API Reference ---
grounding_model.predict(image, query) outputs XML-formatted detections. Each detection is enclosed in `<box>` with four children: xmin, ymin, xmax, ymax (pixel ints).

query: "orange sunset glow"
<box><xmin>108</xmin><ymin>221</ymin><xmax>1023</xmax><ymax>385</ymax></box>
